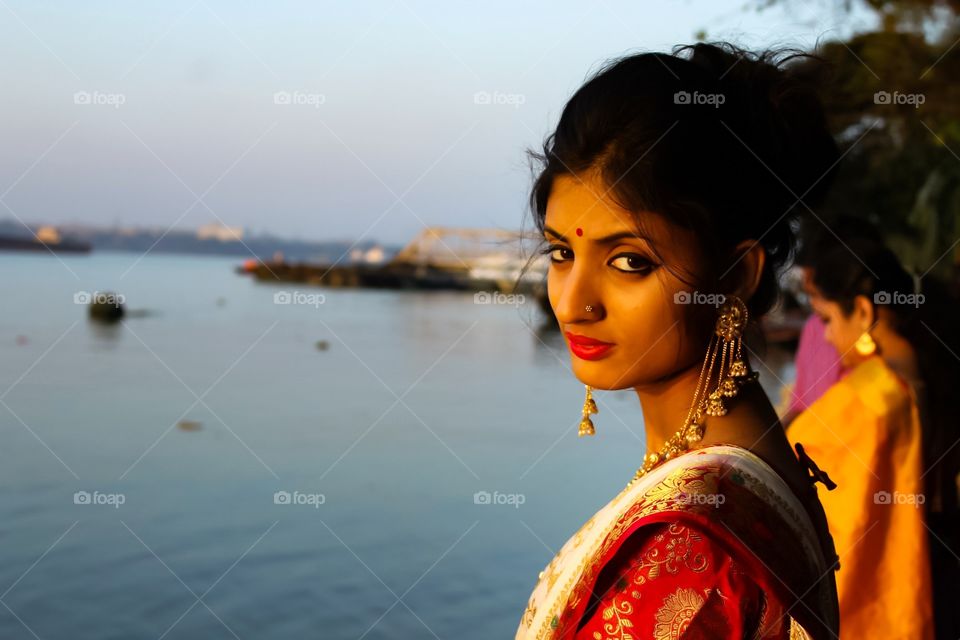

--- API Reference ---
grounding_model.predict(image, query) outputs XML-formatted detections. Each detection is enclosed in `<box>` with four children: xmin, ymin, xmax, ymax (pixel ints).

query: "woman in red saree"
<box><xmin>520</xmin><ymin>446</ymin><xmax>838</xmax><ymax>639</ymax></box>
<box><xmin>516</xmin><ymin>42</ymin><xmax>842</xmax><ymax>639</ymax></box>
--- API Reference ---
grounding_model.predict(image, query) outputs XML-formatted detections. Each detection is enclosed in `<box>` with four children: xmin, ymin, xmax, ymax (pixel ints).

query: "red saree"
<box><xmin>516</xmin><ymin>445</ymin><xmax>839</xmax><ymax>639</ymax></box>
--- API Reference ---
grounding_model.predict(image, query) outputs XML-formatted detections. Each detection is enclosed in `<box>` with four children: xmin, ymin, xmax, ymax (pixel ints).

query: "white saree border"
<box><xmin>515</xmin><ymin>444</ymin><xmax>834</xmax><ymax>639</ymax></box>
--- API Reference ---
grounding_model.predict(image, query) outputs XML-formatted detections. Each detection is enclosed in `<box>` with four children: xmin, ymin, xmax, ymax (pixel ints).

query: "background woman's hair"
<box><xmin>525</xmin><ymin>41</ymin><xmax>840</xmax><ymax>320</ymax></box>
<box><xmin>795</xmin><ymin>214</ymin><xmax>884</xmax><ymax>268</ymax></box>
<box><xmin>813</xmin><ymin>238</ymin><xmax>960</xmax><ymax>516</ymax></box>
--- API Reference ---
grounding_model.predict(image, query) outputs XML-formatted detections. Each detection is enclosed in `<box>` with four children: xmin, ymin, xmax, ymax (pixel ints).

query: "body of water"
<box><xmin>0</xmin><ymin>251</ymin><xmax>791</xmax><ymax>639</ymax></box>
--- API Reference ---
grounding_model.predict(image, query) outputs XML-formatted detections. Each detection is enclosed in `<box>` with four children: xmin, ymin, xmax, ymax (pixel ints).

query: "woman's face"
<box><xmin>544</xmin><ymin>172</ymin><xmax>710</xmax><ymax>391</ymax></box>
<box><xmin>810</xmin><ymin>294</ymin><xmax>870</xmax><ymax>368</ymax></box>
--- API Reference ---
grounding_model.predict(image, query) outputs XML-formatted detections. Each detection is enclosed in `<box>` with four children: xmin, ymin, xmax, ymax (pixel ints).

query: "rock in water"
<box><xmin>177</xmin><ymin>420</ymin><xmax>203</xmax><ymax>432</ymax></box>
<box><xmin>88</xmin><ymin>292</ymin><xmax>125</xmax><ymax>323</ymax></box>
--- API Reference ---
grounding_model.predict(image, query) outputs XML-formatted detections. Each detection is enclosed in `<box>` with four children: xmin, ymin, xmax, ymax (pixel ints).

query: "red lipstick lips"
<box><xmin>564</xmin><ymin>332</ymin><xmax>615</xmax><ymax>360</ymax></box>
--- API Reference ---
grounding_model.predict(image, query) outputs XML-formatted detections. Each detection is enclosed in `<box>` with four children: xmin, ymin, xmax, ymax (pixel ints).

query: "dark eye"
<box><xmin>609</xmin><ymin>253</ymin><xmax>654</xmax><ymax>274</ymax></box>
<box><xmin>540</xmin><ymin>244</ymin><xmax>572</xmax><ymax>263</ymax></box>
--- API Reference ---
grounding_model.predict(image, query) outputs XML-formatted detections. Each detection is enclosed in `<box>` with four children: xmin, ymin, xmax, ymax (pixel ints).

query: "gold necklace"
<box><xmin>626</xmin><ymin>296</ymin><xmax>758</xmax><ymax>487</ymax></box>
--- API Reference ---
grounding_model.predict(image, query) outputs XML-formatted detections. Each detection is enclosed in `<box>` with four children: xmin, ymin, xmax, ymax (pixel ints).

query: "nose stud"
<box><xmin>585</xmin><ymin>305</ymin><xmax>593</xmax><ymax>312</ymax></box>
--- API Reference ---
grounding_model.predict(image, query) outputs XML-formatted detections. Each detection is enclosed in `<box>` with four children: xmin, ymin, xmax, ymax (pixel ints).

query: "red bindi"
<box><xmin>575</xmin><ymin>227</ymin><xmax>583</xmax><ymax>236</ymax></box>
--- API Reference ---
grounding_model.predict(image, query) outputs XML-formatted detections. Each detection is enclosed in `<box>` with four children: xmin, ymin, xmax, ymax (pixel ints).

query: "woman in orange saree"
<box><xmin>787</xmin><ymin>239</ymin><xmax>960</xmax><ymax>639</ymax></box>
<box><xmin>515</xmin><ymin>42</ymin><xmax>843</xmax><ymax>638</ymax></box>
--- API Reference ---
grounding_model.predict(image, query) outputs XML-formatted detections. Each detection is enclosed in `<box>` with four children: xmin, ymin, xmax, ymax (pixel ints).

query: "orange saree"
<box><xmin>787</xmin><ymin>354</ymin><xmax>934</xmax><ymax>639</ymax></box>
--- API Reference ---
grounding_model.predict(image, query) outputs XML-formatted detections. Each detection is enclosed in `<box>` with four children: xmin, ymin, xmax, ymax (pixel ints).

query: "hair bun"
<box><xmin>680</xmin><ymin>42</ymin><xmax>839</xmax><ymax>208</ymax></box>
<box><xmin>528</xmin><ymin>41</ymin><xmax>841</xmax><ymax>319</ymax></box>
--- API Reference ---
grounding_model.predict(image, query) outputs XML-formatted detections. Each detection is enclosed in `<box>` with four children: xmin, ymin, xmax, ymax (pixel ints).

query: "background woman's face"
<box><xmin>811</xmin><ymin>296</ymin><xmax>863</xmax><ymax>368</ymax></box>
<box><xmin>544</xmin><ymin>173</ymin><xmax>710</xmax><ymax>391</ymax></box>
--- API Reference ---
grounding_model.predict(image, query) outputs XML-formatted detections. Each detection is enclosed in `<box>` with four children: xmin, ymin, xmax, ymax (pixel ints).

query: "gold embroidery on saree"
<box><xmin>653</xmin><ymin>587</ymin><xmax>705</xmax><ymax>639</ymax></box>
<box><xmin>520</xmin><ymin>447</ymin><xmax>830</xmax><ymax>639</ymax></box>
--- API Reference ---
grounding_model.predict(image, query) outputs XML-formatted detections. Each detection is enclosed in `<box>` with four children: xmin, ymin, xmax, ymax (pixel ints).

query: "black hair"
<box><xmin>524</xmin><ymin>42</ymin><xmax>840</xmax><ymax>320</ymax></box>
<box><xmin>795</xmin><ymin>214</ymin><xmax>884</xmax><ymax>268</ymax></box>
<box><xmin>813</xmin><ymin>238</ymin><xmax>960</xmax><ymax>516</ymax></box>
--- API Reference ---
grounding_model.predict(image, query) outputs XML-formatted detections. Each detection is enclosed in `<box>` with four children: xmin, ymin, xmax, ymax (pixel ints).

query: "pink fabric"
<box><xmin>788</xmin><ymin>314</ymin><xmax>845</xmax><ymax>415</ymax></box>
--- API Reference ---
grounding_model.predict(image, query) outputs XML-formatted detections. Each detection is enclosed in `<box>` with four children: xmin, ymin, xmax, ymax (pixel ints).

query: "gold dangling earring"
<box><xmin>705</xmin><ymin>295</ymin><xmax>753</xmax><ymax>417</ymax></box>
<box><xmin>855</xmin><ymin>331</ymin><xmax>876</xmax><ymax>356</ymax></box>
<box><xmin>578</xmin><ymin>385</ymin><xmax>598</xmax><ymax>437</ymax></box>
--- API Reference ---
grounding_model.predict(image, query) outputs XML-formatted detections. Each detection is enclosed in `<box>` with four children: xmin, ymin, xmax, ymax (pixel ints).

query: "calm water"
<box><xmin>0</xmin><ymin>252</ymin><xmax>791</xmax><ymax>639</ymax></box>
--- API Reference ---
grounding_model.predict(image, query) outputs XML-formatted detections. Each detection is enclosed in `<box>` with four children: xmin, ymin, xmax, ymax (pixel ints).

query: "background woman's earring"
<box><xmin>578</xmin><ymin>385</ymin><xmax>598</xmax><ymax>437</ymax></box>
<box><xmin>855</xmin><ymin>331</ymin><xmax>877</xmax><ymax>356</ymax></box>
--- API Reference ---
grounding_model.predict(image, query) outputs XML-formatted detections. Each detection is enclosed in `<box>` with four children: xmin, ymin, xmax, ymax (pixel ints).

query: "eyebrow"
<box><xmin>543</xmin><ymin>225</ymin><xmax>648</xmax><ymax>245</ymax></box>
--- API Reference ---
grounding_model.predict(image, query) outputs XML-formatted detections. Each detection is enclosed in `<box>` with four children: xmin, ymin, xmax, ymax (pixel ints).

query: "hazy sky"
<box><xmin>0</xmin><ymin>0</ymin><xmax>876</xmax><ymax>245</ymax></box>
